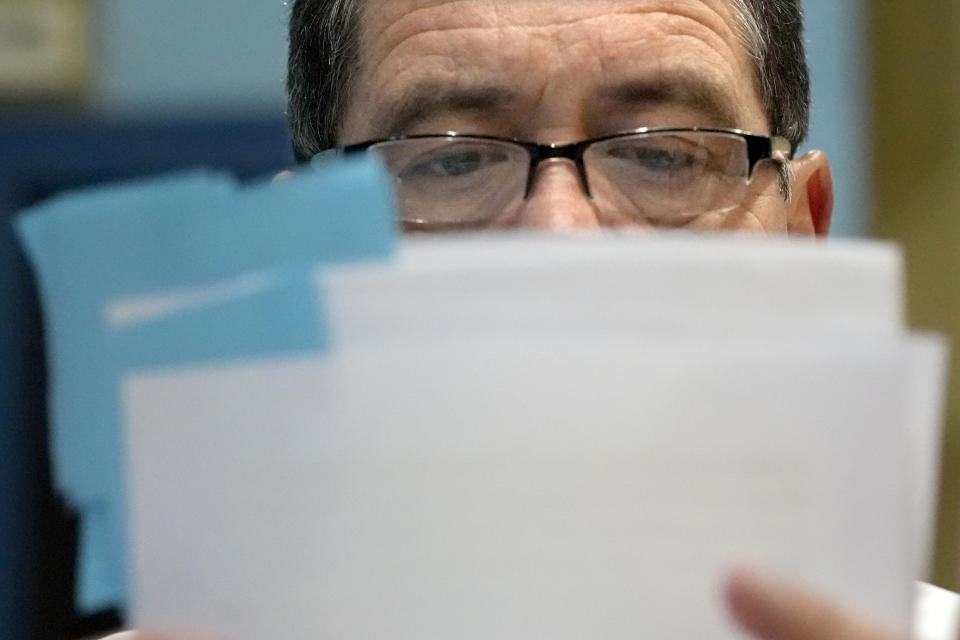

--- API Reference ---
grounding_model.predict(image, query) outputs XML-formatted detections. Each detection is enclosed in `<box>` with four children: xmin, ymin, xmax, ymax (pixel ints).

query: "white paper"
<box><xmin>123</xmin><ymin>336</ymin><xmax>927</xmax><ymax>640</ymax></box>
<box><xmin>114</xmin><ymin>236</ymin><xmax>946</xmax><ymax>639</ymax></box>
<box><xmin>903</xmin><ymin>335</ymin><xmax>951</xmax><ymax>578</ymax></box>
<box><xmin>320</xmin><ymin>233</ymin><xmax>905</xmax><ymax>348</ymax></box>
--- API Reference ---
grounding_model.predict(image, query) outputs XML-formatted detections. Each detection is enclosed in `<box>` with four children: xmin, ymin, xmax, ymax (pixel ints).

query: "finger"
<box><xmin>724</xmin><ymin>566</ymin><xmax>909</xmax><ymax>640</ymax></box>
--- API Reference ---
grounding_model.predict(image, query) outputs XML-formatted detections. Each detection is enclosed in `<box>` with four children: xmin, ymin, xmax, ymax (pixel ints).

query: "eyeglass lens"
<box><xmin>370</xmin><ymin>132</ymin><xmax>756</xmax><ymax>229</ymax></box>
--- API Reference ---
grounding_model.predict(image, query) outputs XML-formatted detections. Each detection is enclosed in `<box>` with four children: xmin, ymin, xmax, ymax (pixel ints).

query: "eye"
<box><xmin>402</xmin><ymin>148</ymin><xmax>507</xmax><ymax>180</ymax></box>
<box><xmin>605</xmin><ymin>144</ymin><xmax>697</xmax><ymax>172</ymax></box>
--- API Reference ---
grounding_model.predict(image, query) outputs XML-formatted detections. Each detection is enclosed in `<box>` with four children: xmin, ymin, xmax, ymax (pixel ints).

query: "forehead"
<box><xmin>362</xmin><ymin>0</ymin><xmax>742</xmax><ymax>41</ymax></box>
<box><xmin>347</xmin><ymin>0</ymin><xmax>766</xmax><ymax>138</ymax></box>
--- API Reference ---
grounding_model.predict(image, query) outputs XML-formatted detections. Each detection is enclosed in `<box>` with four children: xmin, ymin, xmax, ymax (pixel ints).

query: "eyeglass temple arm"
<box><xmin>746</xmin><ymin>135</ymin><xmax>793</xmax><ymax>176</ymax></box>
<box><xmin>771</xmin><ymin>136</ymin><xmax>793</xmax><ymax>162</ymax></box>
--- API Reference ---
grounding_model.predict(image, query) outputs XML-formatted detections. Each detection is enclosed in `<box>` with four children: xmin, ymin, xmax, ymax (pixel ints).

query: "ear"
<box><xmin>786</xmin><ymin>150</ymin><xmax>834</xmax><ymax>237</ymax></box>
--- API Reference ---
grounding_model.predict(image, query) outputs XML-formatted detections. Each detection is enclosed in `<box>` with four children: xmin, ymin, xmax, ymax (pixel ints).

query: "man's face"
<box><xmin>339</xmin><ymin>0</ymin><xmax>832</xmax><ymax>234</ymax></box>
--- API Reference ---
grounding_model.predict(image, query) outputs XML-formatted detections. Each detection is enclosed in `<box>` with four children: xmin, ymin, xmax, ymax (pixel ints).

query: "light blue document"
<box><xmin>16</xmin><ymin>157</ymin><xmax>396</xmax><ymax>612</ymax></box>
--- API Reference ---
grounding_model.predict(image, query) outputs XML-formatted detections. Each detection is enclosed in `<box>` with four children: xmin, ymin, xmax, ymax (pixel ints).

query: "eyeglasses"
<box><xmin>313</xmin><ymin>128</ymin><xmax>793</xmax><ymax>230</ymax></box>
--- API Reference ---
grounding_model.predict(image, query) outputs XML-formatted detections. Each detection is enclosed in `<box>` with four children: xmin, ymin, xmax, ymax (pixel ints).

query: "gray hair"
<box><xmin>287</xmin><ymin>0</ymin><xmax>362</xmax><ymax>161</ymax></box>
<box><xmin>287</xmin><ymin>0</ymin><xmax>810</xmax><ymax>163</ymax></box>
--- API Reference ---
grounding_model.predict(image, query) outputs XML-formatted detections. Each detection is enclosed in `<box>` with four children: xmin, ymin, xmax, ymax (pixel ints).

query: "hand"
<box><xmin>725</xmin><ymin>566</ymin><xmax>912</xmax><ymax>640</ymax></box>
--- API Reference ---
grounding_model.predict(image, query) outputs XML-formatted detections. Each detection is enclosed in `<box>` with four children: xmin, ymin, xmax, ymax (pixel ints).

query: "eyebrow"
<box><xmin>596</xmin><ymin>75</ymin><xmax>743</xmax><ymax>128</ymax></box>
<box><xmin>370</xmin><ymin>73</ymin><xmax>744</xmax><ymax>140</ymax></box>
<box><xmin>372</xmin><ymin>81</ymin><xmax>521</xmax><ymax>138</ymax></box>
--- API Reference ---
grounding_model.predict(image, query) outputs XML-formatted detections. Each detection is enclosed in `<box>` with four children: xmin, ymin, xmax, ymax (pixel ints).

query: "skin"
<box><xmin>340</xmin><ymin>0</ymin><xmax>834</xmax><ymax>234</ymax></box>
<box><xmin>726</xmin><ymin>566</ymin><xmax>913</xmax><ymax>640</ymax></box>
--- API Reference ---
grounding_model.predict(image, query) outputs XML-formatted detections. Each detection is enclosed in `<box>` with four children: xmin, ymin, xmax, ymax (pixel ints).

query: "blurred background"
<box><xmin>0</xmin><ymin>0</ymin><xmax>956</xmax><ymax>638</ymax></box>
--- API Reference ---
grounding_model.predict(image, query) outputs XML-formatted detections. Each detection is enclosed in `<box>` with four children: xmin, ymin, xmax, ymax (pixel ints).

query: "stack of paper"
<box><xmin>15</xmin><ymin>158</ymin><xmax>396</xmax><ymax>613</ymax></box>
<box><xmin>17</xmin><ymin>159</ymin><xmax>948</xmax><ymax>640</ymax></box>
<box><xmin>122</xmin><ymin>236</ymin><xmax>946</xmax><ymax>640</ymax></box>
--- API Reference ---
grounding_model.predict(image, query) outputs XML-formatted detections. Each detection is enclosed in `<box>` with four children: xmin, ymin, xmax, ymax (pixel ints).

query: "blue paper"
<box><xmin>20</xmin><ymin>172</ymin><xmax>236</xmax><ymax>504</ymax></box>
<box><xmin>16</xmin><ymin>157</ymin><xmax>396</xmax><ymax>612</ymax></box>
<box><xmin>80</xmin><ymin>268</ymin><xmax>329</xmax><ymax>611</ymax></box>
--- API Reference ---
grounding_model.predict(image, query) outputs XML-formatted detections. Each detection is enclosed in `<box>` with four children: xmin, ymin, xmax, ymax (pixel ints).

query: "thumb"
<box><xmin>724</xmin><ymin>566</ymin><xmax>909</xmax><ymax>640</ymax></box>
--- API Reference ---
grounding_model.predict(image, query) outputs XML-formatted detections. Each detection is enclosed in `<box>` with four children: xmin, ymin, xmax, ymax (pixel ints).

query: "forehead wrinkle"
<box><xmin>659</xmin><ymin>0</ymin><xmax>738</xmax><ymax>41</ymax></box>
<box><xmin>367</xmin><ymin>0</ymin><xmax>737</xmax><ymax>60</ymax></box>
<box><xmin>596</xmin><ymin>6</ymin><xmax>744</xmax><ymax>75</ymax></box>
<box><xmin>593</xmin><ymin>6</ymin><xmax>762</xmax><ymax>127</ymax></box>
<box><xmin>661</xmin><ymin>7</ymin><xmax>750</xmax><ymax>86</ymax></box>
<box><xmin>356</xmin><ymin>1</ymin><xmax>485</xmax><ymax>104</ymax></box>
<box><xmin>367</xmin><ymin>26</ymin><xmax>532</xmax><ymax>119</ymax></box>
<box><xmin>363</xmin><ymin>0</ymin><xmax>494</xmax><ymax>69</ymax></box>
<box><xmin>361</xmin><ymin>19</ymin><xmax>560</xmax><ymax>131</ymax></box>
<box><xmin>594</xmin><ymin>13</ymin><xmax>738</xmax><ymax>78</ymax></box>
<box><xmin>653</xmin><ymin>0</ymin><xmax>760</xmax><ymax>112</ymax></box>
<box><xmin>591</xmin><ymin>0</ymin><xmax>750</xmax><ymax>100</ymax></box>
<box><xmin>351</xmin><ymin>0</ymin><xmax>766</xmax><ymax>138</ymax></box>
<box><xmin>363</xmin><ymin>0</ymin><xmax>747</xmax><ymax>84</ymax></box>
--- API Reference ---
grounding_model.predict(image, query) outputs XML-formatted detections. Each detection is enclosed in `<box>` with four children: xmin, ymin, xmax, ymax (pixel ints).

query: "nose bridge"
<box><xmin>525</xmin><ymin>143</ymin><xmax>590</xmax><ymax>197</ymax></box>
<box><xmin>517</xmin><ymin>155</ymin><xmax>600</xmax><ymax>229</ymax></box>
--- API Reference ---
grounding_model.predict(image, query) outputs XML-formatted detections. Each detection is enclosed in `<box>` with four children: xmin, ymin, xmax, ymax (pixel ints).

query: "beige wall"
<box><xmin>872</xmin><ymin>3</ymin><xmax>960</xmax><ymax>589</ymax></box>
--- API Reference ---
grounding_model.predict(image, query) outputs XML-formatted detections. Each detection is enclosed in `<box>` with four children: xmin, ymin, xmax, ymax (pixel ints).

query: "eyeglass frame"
<box><xmin>310</xmin><ymin>127</ymin><xmax>794</xmax><ymax>200</ymax></box>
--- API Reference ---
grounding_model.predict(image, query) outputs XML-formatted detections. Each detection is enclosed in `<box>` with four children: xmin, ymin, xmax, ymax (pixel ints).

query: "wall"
<box><xmin>90</xmin><ymin>0</ymin><xmax>289</xmax><ymax>117</ymax></box>
<box><xmin>803</xmin><ymin>0</ymin><xmax>870</xmax><ymax>238</ymax></box>
<box><xmin>873</xmin><ymin>2</ymin><xmax>960</xmax><ymax>590</ymax></box>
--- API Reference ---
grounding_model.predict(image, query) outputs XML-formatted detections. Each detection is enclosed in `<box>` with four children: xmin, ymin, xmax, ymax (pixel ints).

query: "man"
<box><xmin>287</xmin><ymin>0</ymin><xmax>833</xmax><ymax>235</ymax></box>
<box><xmin>110</xmin><ymin>1</ymin><xmax>951</xmax><ymax>638</ymax></box>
